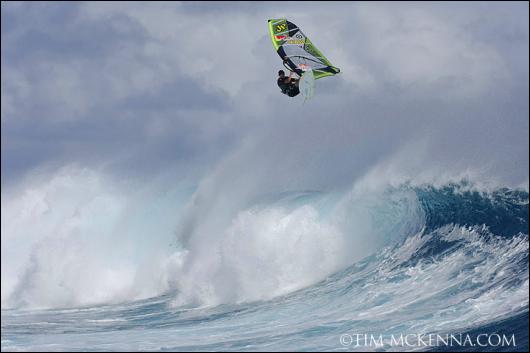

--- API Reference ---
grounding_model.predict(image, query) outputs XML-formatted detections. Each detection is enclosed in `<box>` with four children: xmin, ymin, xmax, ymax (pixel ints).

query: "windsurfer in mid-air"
<box><xmin>269</xmin><ymin>19</ymin><xmax>340</xmax><ymax>100</ymax></box>
<box><xmin>277</xmin><ymin>69</ymin><xmax>300</xmax><ymax>97</ymax></box>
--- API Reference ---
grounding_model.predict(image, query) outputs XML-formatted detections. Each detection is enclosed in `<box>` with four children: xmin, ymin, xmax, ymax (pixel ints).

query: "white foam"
<box><xmin>171</xmin><ymin>204</ymin><xmax>347</xmax><ymax>306</ymax></box>
<box><xmin>1</xmin><ymin>166</ymin><xmax>188</xmax><ymax>309</ymax></box>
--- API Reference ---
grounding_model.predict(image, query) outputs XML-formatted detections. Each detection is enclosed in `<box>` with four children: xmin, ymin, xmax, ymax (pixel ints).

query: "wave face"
<box><xmin>1</xmin><ymin>182</ymin><xmax>528</xmax><ymax>351</ymax></box>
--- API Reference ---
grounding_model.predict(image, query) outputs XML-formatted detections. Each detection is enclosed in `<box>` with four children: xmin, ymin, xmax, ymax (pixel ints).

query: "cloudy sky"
<box><xmin>2</xmin><ymin>1</ymin><xmax>528</xmax><ymax>190</ymax></box>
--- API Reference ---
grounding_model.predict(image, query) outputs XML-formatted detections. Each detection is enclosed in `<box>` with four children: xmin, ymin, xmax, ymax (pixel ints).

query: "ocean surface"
<box><xmin>2</xmin><ymin>182</ymin><xmax>528</xmax><ymax>351</ymax></box>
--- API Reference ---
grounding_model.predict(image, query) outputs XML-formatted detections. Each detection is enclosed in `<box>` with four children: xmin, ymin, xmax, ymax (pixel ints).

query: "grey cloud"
<box><xmin>2</xmin><ymin>2</ymin><xmax>236</xmax><ymax>184</ymax></box>
<box><xmin>1</xmin><ymin>2</ymin><xmax>528</xmax><ymax>190</ymax></box>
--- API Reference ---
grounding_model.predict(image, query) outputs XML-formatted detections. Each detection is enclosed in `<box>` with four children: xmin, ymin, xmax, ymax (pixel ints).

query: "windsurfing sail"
<box><xmin>268</xmin><ymin>19</ymin><xmax>340</xmax><ymax>80</ymax></box>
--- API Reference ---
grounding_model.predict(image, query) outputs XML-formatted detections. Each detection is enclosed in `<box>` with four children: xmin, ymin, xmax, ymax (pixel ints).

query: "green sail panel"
<box><xmin>268</xmin><ymin>19</ymin><xmax>340</xmax><ymax>80</ymax></box>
